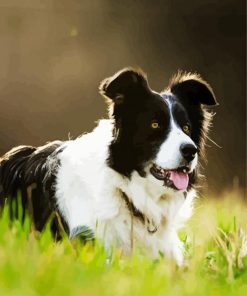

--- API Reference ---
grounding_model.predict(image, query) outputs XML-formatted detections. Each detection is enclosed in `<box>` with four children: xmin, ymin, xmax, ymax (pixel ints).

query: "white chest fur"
<box><xmin>96</xmin><ymin>171</ymin><xmax>196</xmax><ymax>264</ymax></box>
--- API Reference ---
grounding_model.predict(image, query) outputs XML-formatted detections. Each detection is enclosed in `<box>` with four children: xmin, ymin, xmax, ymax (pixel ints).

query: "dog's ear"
<box><xmin>99</xmin><ymin>68</ymin><xmax>148</xmax><ymax>104</ymax></box>
<box><xmin>169</xmin><ymin>71</ymin><xmax>218</xmax><ymax>106</ymax></box>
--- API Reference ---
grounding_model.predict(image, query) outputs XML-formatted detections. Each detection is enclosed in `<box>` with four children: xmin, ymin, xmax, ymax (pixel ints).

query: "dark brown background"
<box><xmin>0</xmin><ymin>0</ymin><xmax>246</xmax><ymax>194</ymax></box>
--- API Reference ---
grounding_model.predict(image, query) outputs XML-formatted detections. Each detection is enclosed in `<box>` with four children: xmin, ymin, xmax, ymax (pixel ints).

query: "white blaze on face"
<box><xmin>154</xmin><ymin>100</ymin><xmax>198</xmax><ymax>171</ymax></box>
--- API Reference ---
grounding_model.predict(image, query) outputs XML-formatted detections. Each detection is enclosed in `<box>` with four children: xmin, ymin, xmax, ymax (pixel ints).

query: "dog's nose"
<box><xmin>180</xmin><ymin>144</ymin><xmax>198</xmax><ymax>162</ymax></box>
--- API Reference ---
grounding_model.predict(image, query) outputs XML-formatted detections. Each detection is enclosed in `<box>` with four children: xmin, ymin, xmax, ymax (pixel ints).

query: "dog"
<box><xmin>0</xmin><ymin>68</ymin><xmax>217</xmax><ymax>265</ymax></box>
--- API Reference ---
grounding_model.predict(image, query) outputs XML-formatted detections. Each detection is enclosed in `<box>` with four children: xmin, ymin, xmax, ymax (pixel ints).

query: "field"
<box><xmin>0</xmin><ymin>189</ymin><xmax>246</xmax><ymax>296</ymax></box>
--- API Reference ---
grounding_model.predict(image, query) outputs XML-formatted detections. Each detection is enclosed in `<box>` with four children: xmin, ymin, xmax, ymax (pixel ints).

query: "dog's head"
<box><xmin>99</xmin><ymin>68</ymin><xmax>217</xmax><ymax>191</ymax></box>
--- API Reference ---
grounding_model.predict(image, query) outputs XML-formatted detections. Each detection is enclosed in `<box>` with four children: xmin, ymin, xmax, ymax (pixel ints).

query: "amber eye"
<box><xmin>151</xmin><ymin>122</ymin><xmax>160</xmax><ymax>129</ymax></box>
<box><xmin>182</xmin><ymin>124</ymin><xmax>190</xmax><ymax>134</ymax></box>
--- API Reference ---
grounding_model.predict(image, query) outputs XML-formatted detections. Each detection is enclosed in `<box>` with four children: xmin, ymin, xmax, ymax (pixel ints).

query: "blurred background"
<box><xmin>0</xmin><ymin>0</ymin><xmax>245</xmax><ymax>195</ymax></box>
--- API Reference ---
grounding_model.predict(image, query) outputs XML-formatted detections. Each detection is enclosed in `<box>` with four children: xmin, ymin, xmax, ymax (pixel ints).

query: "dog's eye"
<box><xmin>151</xmin><ymin>122</ymin><xmax>160</xmax><ymax>129</ymax></box>
<box><xmin>182</xmin><ymin>124</ymin><xmax>190</xmax><ymax>134</ymax></box>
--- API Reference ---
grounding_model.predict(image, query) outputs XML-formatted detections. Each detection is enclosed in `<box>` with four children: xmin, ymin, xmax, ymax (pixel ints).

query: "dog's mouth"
<box><xmin>150</xmin><ymin>163</ymin><xmax>190</xmax><ymax>191</ymax></box>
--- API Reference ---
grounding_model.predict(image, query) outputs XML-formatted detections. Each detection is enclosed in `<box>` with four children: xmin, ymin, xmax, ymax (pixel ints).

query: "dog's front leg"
<box><xmin>160</xmin><ymin>228</ymin><xmax>185</xmax><ymax>266</ymax></box>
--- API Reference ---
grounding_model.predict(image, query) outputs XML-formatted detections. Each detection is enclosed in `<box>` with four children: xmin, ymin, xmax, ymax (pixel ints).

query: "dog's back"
<box><xmin>0</xmin><ymin>141</ymin><xmax>65</xmax><ymax>235</ymax></box>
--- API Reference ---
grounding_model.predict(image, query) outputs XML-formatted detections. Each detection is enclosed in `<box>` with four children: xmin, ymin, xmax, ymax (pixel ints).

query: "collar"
<box><xmin>120</xmin><ymin>190</ymin><xmax>158</xmax><ymax>234</ymax></box>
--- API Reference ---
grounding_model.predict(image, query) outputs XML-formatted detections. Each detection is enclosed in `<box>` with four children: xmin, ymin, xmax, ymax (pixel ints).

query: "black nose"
<box><xmin>180</xmin><ymin>144</ymin><xmax>198</xmax><ymax>162</ymax></box>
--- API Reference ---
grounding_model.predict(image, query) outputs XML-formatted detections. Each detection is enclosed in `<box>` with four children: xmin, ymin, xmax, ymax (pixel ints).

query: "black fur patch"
<box><xmin>100</xmin><ymin>68</ymin><xmax>171</xmax><ymax>177</ymax></box>
<box><xmin>0</xmin><ymin>141</ymin><xmax>67</xmax><ymax>237</ymax></box>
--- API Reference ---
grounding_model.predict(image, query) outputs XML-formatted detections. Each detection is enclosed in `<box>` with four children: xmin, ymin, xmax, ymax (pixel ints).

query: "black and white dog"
<box><xmin>0</xmin><ymin>68</ymin><xmax>217</xmax><ymax>264</ymax></box>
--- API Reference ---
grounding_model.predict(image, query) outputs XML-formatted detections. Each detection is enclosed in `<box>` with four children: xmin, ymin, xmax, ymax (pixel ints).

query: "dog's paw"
<box><xmin>172</xmin><ymin>246</ymin><xmax>185</xmax><ymax>267</ymax></box>
<box><xmin>69</xmin><ymin>225</ymin><xmax>95</xmax><ymax>242</ymax></box>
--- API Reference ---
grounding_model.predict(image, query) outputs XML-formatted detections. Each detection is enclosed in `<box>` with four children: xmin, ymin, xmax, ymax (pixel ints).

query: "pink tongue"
<box><xmin>169</xmin><ymin>171</ymin><xmax>189</xmax><ymax>190</ymax></box>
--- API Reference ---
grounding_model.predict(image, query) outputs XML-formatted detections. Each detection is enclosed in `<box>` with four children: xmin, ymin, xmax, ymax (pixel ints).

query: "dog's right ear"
<box><xmin>99</xmin><ymin>68</ymin><xmax>148</xmax><ymax>105</ymax></box>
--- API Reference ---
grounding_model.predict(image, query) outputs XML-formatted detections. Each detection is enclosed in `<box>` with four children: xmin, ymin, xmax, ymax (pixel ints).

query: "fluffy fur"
<box><xmin>0</xmin><ymin>67</ymin><xmax>217</xmax><ymax>264</ymax></box>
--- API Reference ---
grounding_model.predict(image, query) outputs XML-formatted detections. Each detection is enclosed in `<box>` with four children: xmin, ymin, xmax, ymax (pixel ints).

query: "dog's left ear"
<box><xmin>99</xmin><ymin>67</ymin><xmax>148</xmax><ymax>104</ymax></box>
<box><xmin>169</xmin><ymin>72</ymin><xmax>218</xmax><ymax>106</ymax></box>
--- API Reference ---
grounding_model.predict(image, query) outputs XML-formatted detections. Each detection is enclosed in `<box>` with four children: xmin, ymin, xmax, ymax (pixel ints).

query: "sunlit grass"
<box><xmin>0</xmin><ymin>189</ymin><xmax>246</xmax><ymax>296</ymax></box>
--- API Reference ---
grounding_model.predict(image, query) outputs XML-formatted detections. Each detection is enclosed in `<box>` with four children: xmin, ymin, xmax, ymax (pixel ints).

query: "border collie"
<box><xmin>0</xmin><ymin>68</ymin><xmax>217</xmax><ymax>265</ymax></box>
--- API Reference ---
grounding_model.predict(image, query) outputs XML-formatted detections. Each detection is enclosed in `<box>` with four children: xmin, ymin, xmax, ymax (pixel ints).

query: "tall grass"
<box><xmin>0</xmin><ymin>189</ymin><xmax>246</xmax><ymax>296</ymax></box>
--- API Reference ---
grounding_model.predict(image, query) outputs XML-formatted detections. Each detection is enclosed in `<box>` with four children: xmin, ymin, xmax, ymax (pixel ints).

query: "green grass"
<box><xmin>0</xmin><ymin>190</ymin><xmax>246</xmax><ymax>296</ymax></box>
